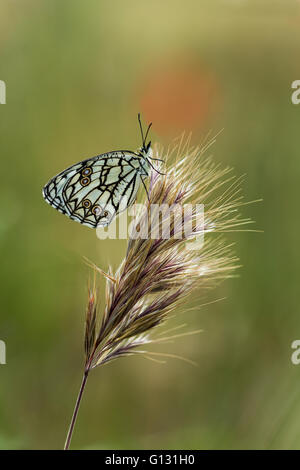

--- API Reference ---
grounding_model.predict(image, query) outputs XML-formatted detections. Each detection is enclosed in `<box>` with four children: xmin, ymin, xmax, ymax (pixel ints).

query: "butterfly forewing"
<box><xmin>43</xmin><ymin>151</ymin><xmax>149</xmax><ymax>228</ymax></box>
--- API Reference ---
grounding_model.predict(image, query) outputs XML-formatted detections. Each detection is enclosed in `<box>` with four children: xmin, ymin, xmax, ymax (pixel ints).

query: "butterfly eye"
<box><xmin>92</xmin><ymin>205</ymin><xmax>101</xmax><ymax>216</ymax></box>
<box><xmin>82</xmin><ymin>199</ymin><xmax>91</xmax><ymax>209</ymax></box>
<box><xmin>82</xmin><ymin>167</ymin><xmax>92</xmax><ymax>177</ymax></box>
<box><xmin>80</xmin><ymin>177</ymin><xmax>90</xmax><ymax>186</ymax></box>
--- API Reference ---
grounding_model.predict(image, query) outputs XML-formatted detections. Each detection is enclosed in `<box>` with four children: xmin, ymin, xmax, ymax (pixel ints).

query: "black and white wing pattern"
<box><xmin>42</xmin><ymin>151</ymin><xmax>149</xmax><ymax>228</ymax></box>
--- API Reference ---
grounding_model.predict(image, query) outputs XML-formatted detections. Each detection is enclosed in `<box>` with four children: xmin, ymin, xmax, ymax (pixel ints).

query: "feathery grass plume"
<box><xmin>64</xmin><ymin>134</ymin><xmax>254</xmax><ymax>449</ymax></box>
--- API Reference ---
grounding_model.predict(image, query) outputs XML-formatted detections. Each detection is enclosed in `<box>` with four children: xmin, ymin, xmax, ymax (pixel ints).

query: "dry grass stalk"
<box><xmin>64</xmin><ymin>135</ymin><xmax>253</xmax><ymax>449</ymax></box>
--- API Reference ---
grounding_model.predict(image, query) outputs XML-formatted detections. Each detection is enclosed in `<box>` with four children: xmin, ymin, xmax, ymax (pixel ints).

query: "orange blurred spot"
<box><xmin>139</xmin><ymin>59</ymin><xmax>220</xmax><ymax>137</ymax></box>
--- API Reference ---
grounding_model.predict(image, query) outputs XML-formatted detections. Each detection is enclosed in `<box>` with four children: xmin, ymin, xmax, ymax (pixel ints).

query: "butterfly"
<box><xmin>42</xmin><ymin>114</ymin><xmax>163</xmax><ymax>228</ymax></box>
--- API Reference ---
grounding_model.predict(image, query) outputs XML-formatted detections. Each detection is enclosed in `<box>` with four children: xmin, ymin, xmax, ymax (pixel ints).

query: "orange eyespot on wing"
<box><xmin>92</xmin><ymin>205</ymin><xmax>101</xmax><ymax>216</ymax></box>
<box><xmin>82</xmin><ymin>167</ymin><xmax>92</xmax><ymax>177</ymax></box>
<box><xmin>80</xmin><ymin>177</ymin><xmax>91</xmax><ymax>186</ymax></box>
<box><xmin>82</xmin><ymin>199</ymin><xmax>91</xmax><ymax>209</ymax></box>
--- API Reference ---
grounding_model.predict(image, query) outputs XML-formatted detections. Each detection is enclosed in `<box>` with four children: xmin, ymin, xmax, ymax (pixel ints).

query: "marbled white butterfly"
<box><xmin>42</xmin><ymin>115</ymin><xmax>162</xmax><ymax>228</ymax></box>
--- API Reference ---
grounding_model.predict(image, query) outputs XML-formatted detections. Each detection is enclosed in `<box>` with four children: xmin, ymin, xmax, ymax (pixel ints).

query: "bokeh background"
<box><xmin>0</xmin><ymin>0</ymin><xmax>300</xmax><ymax>450</ymax></box>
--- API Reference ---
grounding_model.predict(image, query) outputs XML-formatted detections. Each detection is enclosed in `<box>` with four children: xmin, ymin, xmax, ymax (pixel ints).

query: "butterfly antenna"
<box><xmin>138</xmin><ymin>113</ymin><xmax>152</xmax><ymax>149</ymax></box>
<box><xmin>138</xmin><ymin>113</ymin><xmax>145</xmax><ymax>147</ymax></box>
<box><xmin>144</xmin><ymin>122</ymin><xmax>152</xmax><ymax>145</ymax></box>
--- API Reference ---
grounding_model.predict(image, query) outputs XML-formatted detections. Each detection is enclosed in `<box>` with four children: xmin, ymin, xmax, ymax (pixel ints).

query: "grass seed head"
<box><xmin>84</xmin><ymin>135</ymin><xmax>252</xmax><ymax>368</ymax></box>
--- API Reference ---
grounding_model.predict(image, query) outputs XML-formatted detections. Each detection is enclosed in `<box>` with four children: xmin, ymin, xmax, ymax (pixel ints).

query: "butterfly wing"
<box><xmin>43</xmin><ymin>151</ymin><xmax>147</xmax><ymax>228</ymax></box>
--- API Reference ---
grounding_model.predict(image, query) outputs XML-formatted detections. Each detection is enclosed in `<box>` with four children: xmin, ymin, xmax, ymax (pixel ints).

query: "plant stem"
<box><xmin>64</xmin><ymin>369</ymin><xmax>89</xmax><ymax>450</ymax></box>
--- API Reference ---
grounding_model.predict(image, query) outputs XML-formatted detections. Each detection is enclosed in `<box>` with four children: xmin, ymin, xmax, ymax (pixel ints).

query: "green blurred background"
<box><xmin>1</xmin><ymin>0</ymin><xmax>300</xmax><ymax>450</ymax></box>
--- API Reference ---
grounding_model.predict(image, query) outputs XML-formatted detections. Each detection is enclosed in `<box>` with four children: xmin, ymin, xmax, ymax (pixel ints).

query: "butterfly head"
<box><xmin>140</xmin><ymin>140</ymin><xmax>153</xmax><ymax>160</ymax></box>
